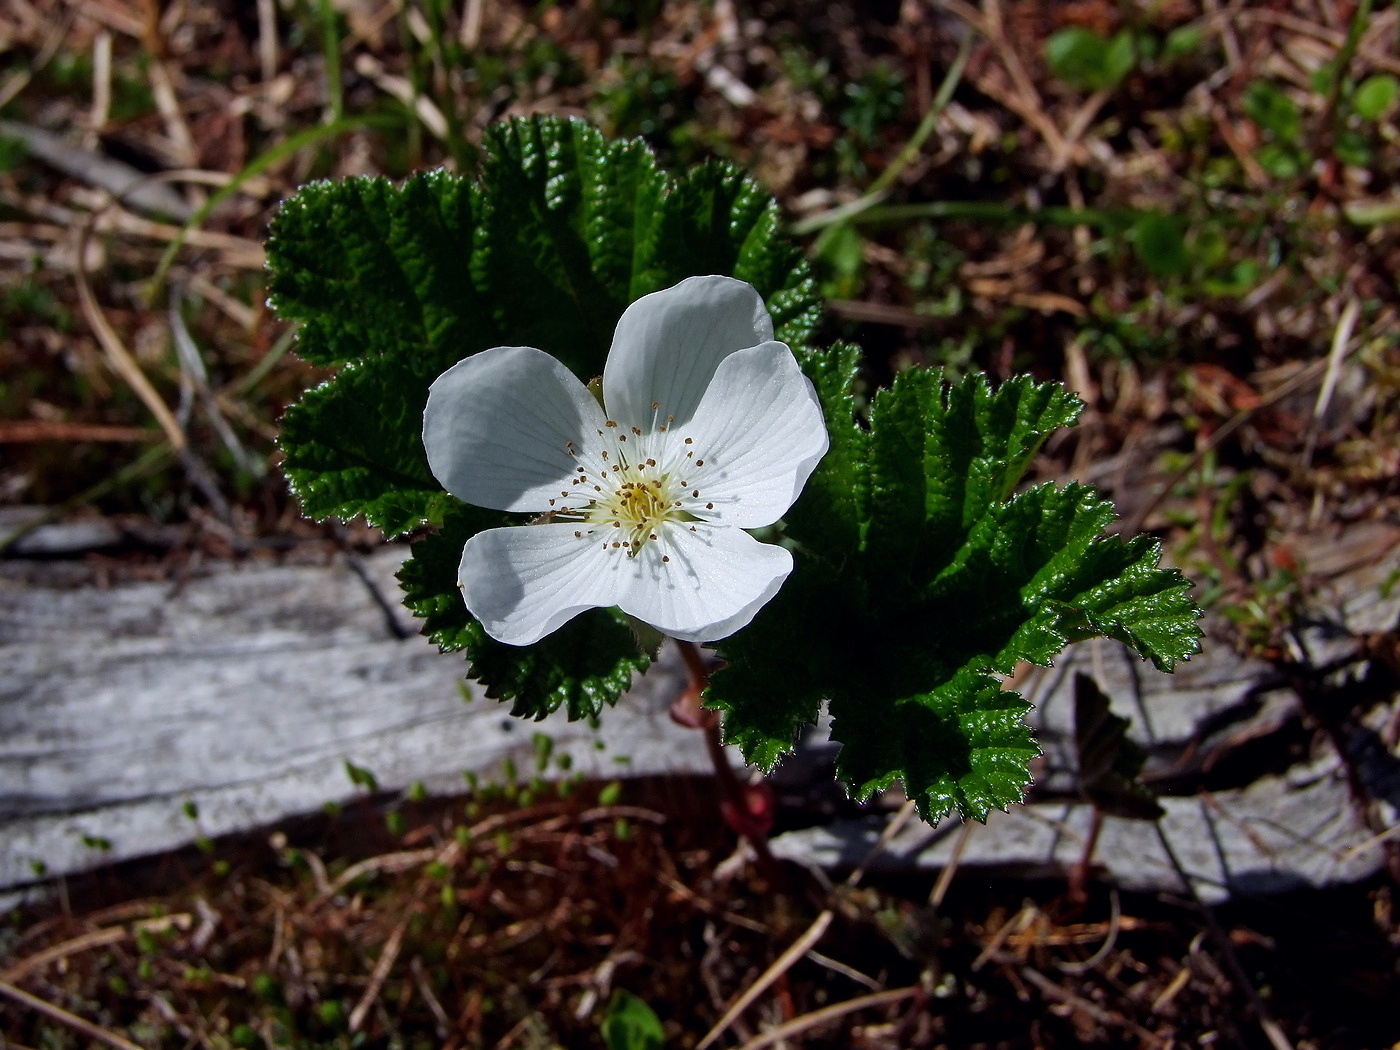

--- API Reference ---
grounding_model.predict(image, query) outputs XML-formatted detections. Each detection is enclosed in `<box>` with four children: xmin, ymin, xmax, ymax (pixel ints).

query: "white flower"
<box><xmin>422</xmin><ymin>275</ymin><xmax>829</xmax><ymax>646</ymax></box>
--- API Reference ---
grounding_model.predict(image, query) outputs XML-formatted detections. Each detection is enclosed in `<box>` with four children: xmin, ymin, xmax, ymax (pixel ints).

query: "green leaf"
<box><xmin>1244</xmin><ymin>81</ymin><xmax>1301</xmax><ymax>142</ymax></box>
<box><xmin>278</xmin><ymin>355</ymin><xmax>453</xmax><ymax>537</ymax></box>
<box><xmin>1102</xmin><ymin>31</ymin><xmax>1138</xmax><ymax>86</ymax></box>
<box><xmin>703</xmin><ymin>561</ymin><xmax>836</xmax><ymax>770</ymax></box>
<box><xmin>1354</xmin><ymin>74</ymin><xmax>1399</xmax><ymax>120</ymax></box>
<box><xmin>475</xmin><ymin>118</ymin><xmax>667</xmax><ymax>379</ymax></box>
<box><xmin>397</xmin><ymin>503</ymin><xmax>650</xmax><ymax>721</ymax></box>
<box><xmin>833</xmin><ymin>669</ymin><xmax>1038</xmax><ymax>823</ymax></box>
<box><xmin>865</xmin><ymin>370</ymin><xmax>1083</xmax><ymax>582</ymax></box>
<box><xmin>785</xmin><ymin>342</ymin><xmax>869</xmax><ymax>560</ymax></box>
<box><xmin>1256</xmin><ymin>142</ymin><xmax>1303</xmax><ymax>180</ymax></box>
<box><xmin>601</xmin><ymin>991</ymin><xmax>665</xmax><ymax>1050</ymax></box>
<box><xmin>273</xmin><ymin>115</ymin><xmax>820</xmax><ymax>718</ymax></box>
<box><xmin>1162</xmin><ymin>25</ymin><xmax>1203</xmax><ymax>63</ymax></box>
<box><xmin>1073</xmin><ymin>673</ymin><xmax>1163</xmax><ymax>820</ymax></box>
<box><xmin>649</xmin><ymin>161</ymin><xmax>822</xmax><ymax>347</ymax></box>
<box><xmin>1045</xmin><ymin>27</ymin><xmax>1134</xmax><ymax>92</ymax></box>
<box><xmin>266</xmin><ymin>170</ymin><xmax>488</xmax><ymax>369</ymax></box>
<box><xmin>1334</xmin><ymin>128</ymin><xmax>1372</xmax><ymax>167</ymax></box>
<box><xmin>1130</xmin><ymin>212</ymin><xmax>1188</xmax><ymax>278</ymax></box>
<box><xmin>711</xmin><ymin>372</ymin><xmax>1199</xmax><ymax>824</ymax></box>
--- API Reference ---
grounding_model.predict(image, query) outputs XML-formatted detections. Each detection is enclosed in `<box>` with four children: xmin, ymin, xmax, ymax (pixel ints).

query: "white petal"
<box><xmin>672</xmin><ymin>341</ymin><xmax>829</xmax><ymax>528</ymax></box>
<box><xmin>602</xmin><ymin>275</ymin><xmax>774</xmax><ymax>430</ymax></box>
<box><xmin>620</xmin><ymin>523</ymin><xmax>793</xmax><ymax>643</ymax></box>
<box><xmin>423</xmin><ymin>346</ymin><xmax>606</xmax><ymax>513</ymax></box>
<box><xmin>459</xmin><ymin>524</ymin><xmax>634</xmax><ymax>646</ymax></box>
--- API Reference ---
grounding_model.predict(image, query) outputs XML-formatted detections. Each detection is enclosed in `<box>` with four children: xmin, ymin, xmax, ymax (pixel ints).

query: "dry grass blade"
<box><xmin>0</xmin><ymin>979</ymin><xmax>146</xmax><ymax>1050</ymax></box>
<box><xmin>698</xmin><ymin>801</ymin><xmax>921</xmax><ymax>1050</ymax></box>
<box><xmin>75</xmin><ymin>216</ymin><xmax>187</xmax><ymax>451</ymax></box>
<box><xmin>0</xmin><ymin>928</ymin><xmax>128</xmax><ymax>982</ymax></box>
<box><xmin>696</xmin><ymin>909</ymin><xmax>835</xmax><ymax>1050</ymax></box>
<box><xmin>348</xmin><ymin>913</ymin><xmax>411</xmax><ymax>1033</ymax></box>
<box><xmin>1301</xmin><ymin>297</ymin><xmax>1361</xmax><ymax>469</ymax></box>
<box><xmin>0</xmin><ymin>421</ymin><xmax>158</xmax><ymax>442</ymax></box>
<box><xmin>732</xmin><ymin>986</ymin><xmax>921</xmax><ymax>1050</ymax></box>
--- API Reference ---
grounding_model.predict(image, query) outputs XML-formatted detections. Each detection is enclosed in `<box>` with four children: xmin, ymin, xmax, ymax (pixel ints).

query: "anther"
<box><xmin>692</xmin><ymin>490</ymin><xmax>699</xmax><ymax>498</ymax></box>
<box><xmin>651</xmin><ymin>401</ymin><xmax>659</xmax><ymax>409</ymax></box>
<box><xmin>631</xmin><ymin>427</ymin><xmax>641</xmax><ymax>436</ymax></box>
<box><xmin>574</xmin><ymin>531</ymin><xmax>582</xmax><ymax>538</ymax></box>
<box><xmin>662</xmin><ymin>556</ymin><xmax>670</xmax><ymax>563</ymax></box>
<box><xmin>646</xmin><ymin>458</ymin><xmax>656</xmax><ymax>466</ymax></box>
<box><xmin>605</xmin><ymin>420</ymin><xmax>617</xmax><ymax>428</ymax></box>
<box><xmin>695</xmin><ymin>460</ymin><xmax>703</xmax><ymax>466</ymax></box>
<box><xmin>684</xmin><ymin>437</ymin><xmax>693</xmax><ymax>444</ymax></box>
<box><xmin>706</xmin><ymin>502</ymin><xmax>714</xmax><ymax>509</ymax></box>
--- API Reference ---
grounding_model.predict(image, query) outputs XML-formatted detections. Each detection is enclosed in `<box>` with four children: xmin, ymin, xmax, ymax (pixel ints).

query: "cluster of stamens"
<box><xmin>545</xmin><ymin>402</ymin><xmax>713</xmax><ymax>559</ymax></box>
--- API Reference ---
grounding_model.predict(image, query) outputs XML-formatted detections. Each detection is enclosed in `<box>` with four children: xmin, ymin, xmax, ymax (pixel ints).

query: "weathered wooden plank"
<box><xmin>0</xmin><ymin>547</ymin><xmax>707</xmax><ymax>891</ymax></box>
<box><xmin>3</xmin><ymin>521</ymin><xmax>1394</xmax><ymax>901</ymax></box>
<box><xmin>770</xmin><ymin>766</ymin><xmax>1382</xmax><ymax>904</ymax></box>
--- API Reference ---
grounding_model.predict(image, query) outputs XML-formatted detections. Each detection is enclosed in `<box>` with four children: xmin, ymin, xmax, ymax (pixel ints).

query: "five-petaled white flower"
<box><xmin>422</xmin><ymin>275</ymin><xmax>828</xmax><ymax>646</ymax></box>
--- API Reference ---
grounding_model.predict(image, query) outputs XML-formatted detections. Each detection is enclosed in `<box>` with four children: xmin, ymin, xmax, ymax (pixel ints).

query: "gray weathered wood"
<box><xmin>3</xmin><ymin>521</ymin><xmax>1395</xmax><ymax>902</ymax></box>
<box><xmin>0</xmin><ymin>547</ymin><xmax>709</xmax><ymax>892</ymax></box>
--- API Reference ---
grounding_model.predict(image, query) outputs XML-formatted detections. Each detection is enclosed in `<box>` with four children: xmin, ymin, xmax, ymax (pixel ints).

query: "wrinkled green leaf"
<box><xmin>710</xmin><ymin>370</ymin><xmax>1200</xmax><ymax>824</ymax></box>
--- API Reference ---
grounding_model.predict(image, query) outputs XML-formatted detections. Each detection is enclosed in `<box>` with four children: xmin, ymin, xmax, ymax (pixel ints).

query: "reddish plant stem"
<box><xmin>672</xmin><ymin>639</ymin><xmax>782</xmax><ymax>879</ymax></box>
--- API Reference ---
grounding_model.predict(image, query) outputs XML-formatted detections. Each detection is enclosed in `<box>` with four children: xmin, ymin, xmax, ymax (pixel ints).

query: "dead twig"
<box><xmin>348</xmin><ymin>913</ymin><xmax>411</xmax><ymax>1033</ymax></box>
<box><xmin>732</xmin><ymin>986</ymin><xmax>921</xmax><ymax>1050</ymax></box>
<box><xmin>697</xmin><ymin>801</ymin><xmax>919</xmax><ymax>1050</ymax></box>
<box><xmin>0</xmin><ymin>979</ymin><xmax>146</xmax><ymax>1050</ymax></box>
<box><xmin>1301</xmin><ymin>297</ymin><xmax>1361</xmax><ymax>469</ymax></box>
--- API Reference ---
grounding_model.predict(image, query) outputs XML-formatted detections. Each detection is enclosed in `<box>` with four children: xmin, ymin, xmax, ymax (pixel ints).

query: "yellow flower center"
<box><xmin>548</xmin><ymin>415</ymin><xmax>709</xmax><ymax>558</ymax></box>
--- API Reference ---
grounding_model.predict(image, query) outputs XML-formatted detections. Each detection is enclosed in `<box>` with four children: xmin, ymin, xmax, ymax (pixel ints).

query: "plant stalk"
<box><xmin>673</xmin><ymin>640</ymin><xmax>781</xmax><ymax>878</ymax></box>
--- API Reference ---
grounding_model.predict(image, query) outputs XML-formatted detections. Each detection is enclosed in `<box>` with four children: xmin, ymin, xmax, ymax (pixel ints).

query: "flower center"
<box><xmin>587</xmin><ymin>460</ymin><xmax>684</xmax><ymax>552</ymax></box>
<box><xmin>549</xmin><ymin>414</ymin><xmax>710</xmax><ymax>558</ymax></box>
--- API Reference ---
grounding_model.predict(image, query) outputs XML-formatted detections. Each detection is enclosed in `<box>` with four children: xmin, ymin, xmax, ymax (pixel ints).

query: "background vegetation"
<box><xmin>1</xmin><ymin>0</ymin><xmax>1397</xmax><ymax>1046</ymax></box>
